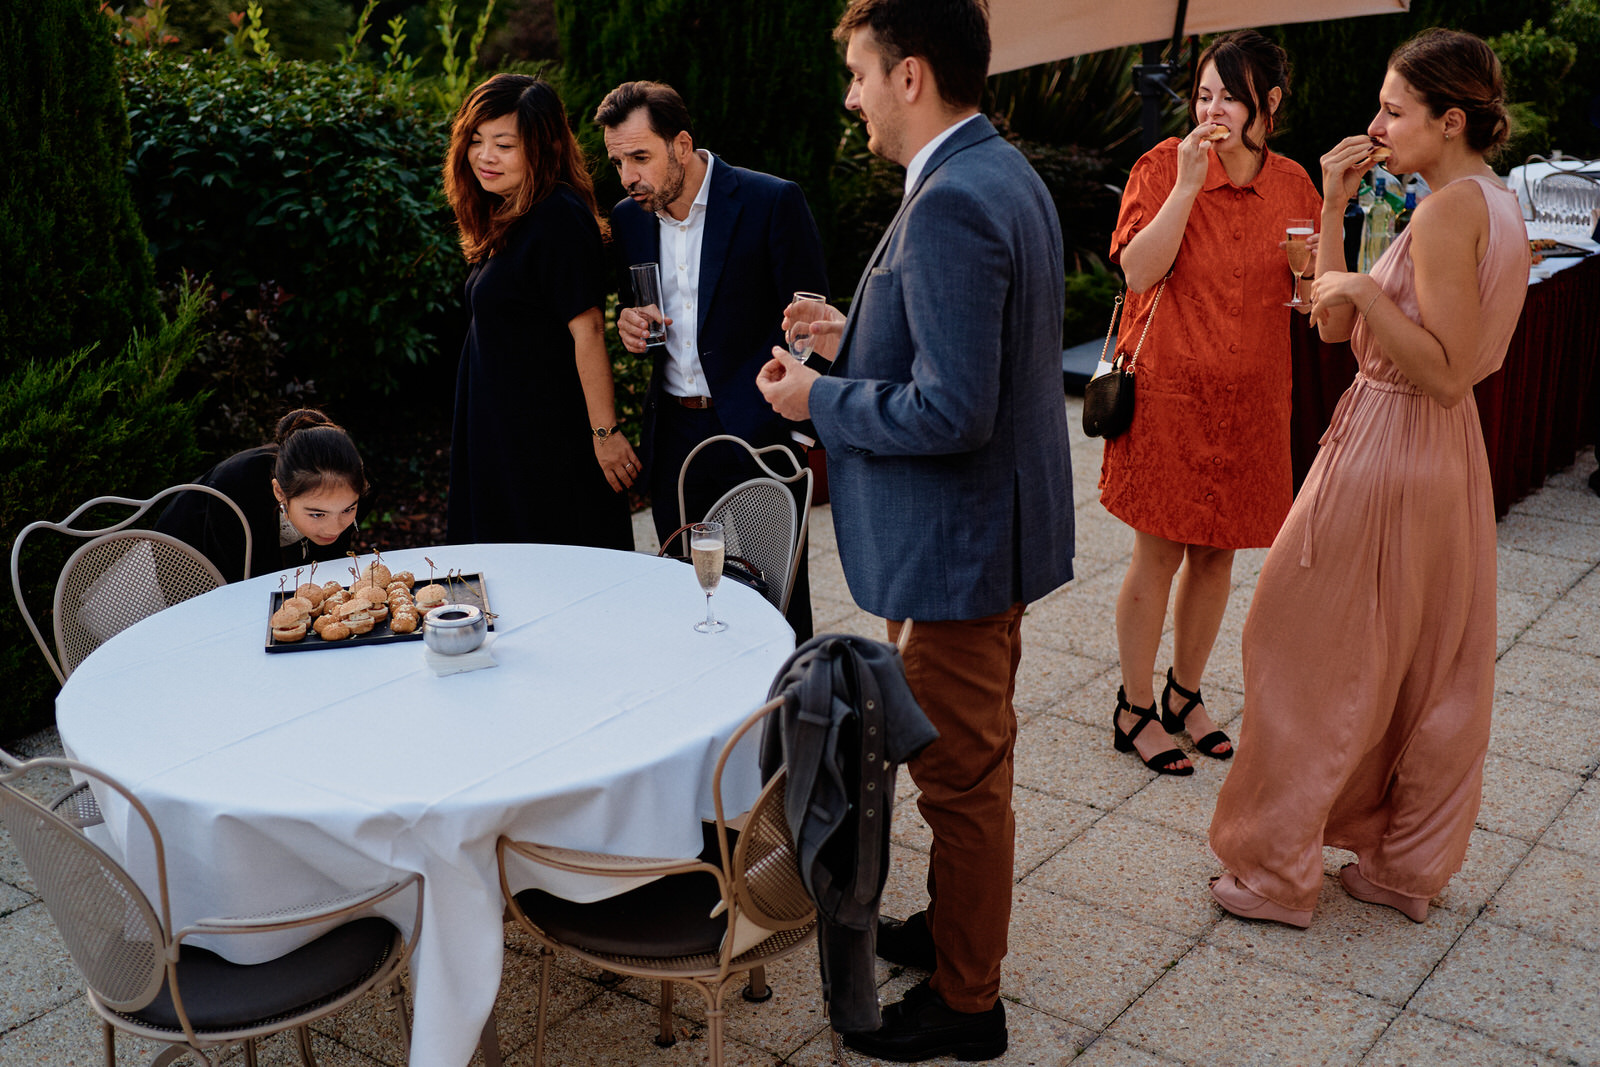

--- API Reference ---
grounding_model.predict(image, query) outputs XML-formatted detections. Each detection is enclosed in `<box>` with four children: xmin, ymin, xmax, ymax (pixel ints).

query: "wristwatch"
<box><xmin>592</xmin><ymin>425</ymin><xmax>620</xmax><ymax>440</ymax></box>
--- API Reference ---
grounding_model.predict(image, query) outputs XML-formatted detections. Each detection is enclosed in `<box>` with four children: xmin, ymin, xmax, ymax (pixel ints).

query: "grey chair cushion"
<box><xmin>514</xmin><ymin>869</ymin><xmax>727</xmax><ymax>959</ymax></box>
<box><xmin>130</xmin><ymin>916</ymin><xmax>398</xmax><ymax>1031</ymax></box>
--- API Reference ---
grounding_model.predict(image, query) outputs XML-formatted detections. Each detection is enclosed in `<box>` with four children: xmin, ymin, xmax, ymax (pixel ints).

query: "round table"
<box><xmin>55</xmin><ymin>543</ymin><xmax>794</xmax><ymax>1067</ymax></box>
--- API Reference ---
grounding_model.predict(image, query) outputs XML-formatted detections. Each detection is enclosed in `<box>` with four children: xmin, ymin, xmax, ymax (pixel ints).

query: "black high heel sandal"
<box><xmin>1112</xmin><ymin>686</ymin><xmax>1192</xmax><ymax>776</ymax></box>
<box><xmin>1161</xmin><ymin>668</ymin><xmax>1232</xmax><ymax>759</ymax></box>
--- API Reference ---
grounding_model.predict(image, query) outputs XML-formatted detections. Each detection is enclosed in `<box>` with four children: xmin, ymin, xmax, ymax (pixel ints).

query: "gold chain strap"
<box><xmin>1125</xmin><ymin>275</ymin><xmax>1168</xmax><ymax>375</ymax></box>
<box><xmin>1099</xmin><ymin>293</ymin><xmax>1124</xmax><ymax>366</ymax></box>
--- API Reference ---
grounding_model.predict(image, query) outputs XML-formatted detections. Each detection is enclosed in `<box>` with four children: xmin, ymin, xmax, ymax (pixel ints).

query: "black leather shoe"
<box><xmin>876</xmin><ymin>910</ymin><xmax>937</xmax><ymax>971</ymax></box>
<box><xmin>842</xmin><ymin>980</ymin><xmax>1007</xmax><ymax>1062</ymax></box>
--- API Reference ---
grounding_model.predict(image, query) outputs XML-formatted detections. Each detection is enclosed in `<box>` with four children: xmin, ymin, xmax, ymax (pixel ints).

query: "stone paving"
<box><xmin>2</xmin><ymin>405</ymin><xmax>1596</xmax><ymax>1066</ymax></box>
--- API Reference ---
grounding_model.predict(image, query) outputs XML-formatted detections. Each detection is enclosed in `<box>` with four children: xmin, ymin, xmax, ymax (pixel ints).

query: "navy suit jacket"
<box><xmin>809</xmin><ymin>116</ymin><xmax>1075</xmax><ymax>620</ymax></box>
<box><xmin>610</xmin><ymin>156</ymin><xmax>828</xmax><ymax>462</ymax></box>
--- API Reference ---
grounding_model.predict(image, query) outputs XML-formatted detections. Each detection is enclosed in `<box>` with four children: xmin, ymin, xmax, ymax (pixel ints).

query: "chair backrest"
<box><xmin>705</xmin><ymin>479</ymin><xmax>799</xmax><ymax>615</ymax></box>
<box><xmin>0</xmin><ymin>758</ymin><xmax>170</xmax><ymax>1013</ymax></box>
<box><xmin>676</xmin><ymin>435</ymin><xmax>814</xmax><ymax>616</ymax></box>
<box><xmin>11</xmin><ymin>484</ymin><xmax>249</xmax><ymax>683</ymax></box>
<box><xmin>709</xmin><ymin>698</ymin><xmax>816</xmax><ymax>954</ymax></box>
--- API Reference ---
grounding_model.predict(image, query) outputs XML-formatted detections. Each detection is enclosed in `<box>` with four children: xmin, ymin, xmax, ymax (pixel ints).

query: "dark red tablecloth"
<box><xmin>1289</xmin><ymin>252</ymin><xmax>1600</xmax><ymax>517</ymax></box>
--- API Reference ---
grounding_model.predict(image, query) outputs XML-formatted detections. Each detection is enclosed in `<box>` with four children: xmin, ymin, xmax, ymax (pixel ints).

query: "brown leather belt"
<box><xmin>671</xmin><ymin>395</ymin><xmax>714</xmax><ymax>409</ymax></box>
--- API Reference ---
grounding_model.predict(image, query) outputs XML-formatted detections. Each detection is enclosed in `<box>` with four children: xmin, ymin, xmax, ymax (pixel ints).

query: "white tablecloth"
<box><xmin>55</xmin><ymin>543</ymin><xmax>794</xmax><ymax>1067</ymax></box>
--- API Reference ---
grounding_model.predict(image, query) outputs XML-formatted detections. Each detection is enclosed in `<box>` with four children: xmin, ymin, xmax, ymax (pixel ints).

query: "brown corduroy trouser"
<box><xmin>887</xmin><ymin>602</ymin><xmax>1024</xmax><ymax>1013</ymax></box>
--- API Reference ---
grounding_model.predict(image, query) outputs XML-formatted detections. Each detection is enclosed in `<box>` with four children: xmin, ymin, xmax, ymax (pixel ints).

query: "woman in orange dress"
<box><xmin>1103</xmin><ymin>30</ymin><xmax>1320</xmax><ymax>775</ymax></box>
<box><xmin>1209</xmin><ymin>29</ymin><xmax>1529</xmax><ymax>927</ymax></box>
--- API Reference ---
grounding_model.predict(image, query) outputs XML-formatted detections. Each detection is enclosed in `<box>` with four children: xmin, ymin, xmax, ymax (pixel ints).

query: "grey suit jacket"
<box><xmin>809</xmin><ymin>116</ymin><xmax>1074</xmax><ymax>620</ymax></box>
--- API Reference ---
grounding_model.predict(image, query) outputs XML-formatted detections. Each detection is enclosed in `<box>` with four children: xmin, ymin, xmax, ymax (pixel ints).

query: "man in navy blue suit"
<box><xmin>759</xmin><ymin>0</ymin><xmax>1074</xmax><ymax>1058</ymax></box>
<box><xmin>596</xmin><ymin>82</ymin><xmax>827</xmax><ymax>639</ymax></box>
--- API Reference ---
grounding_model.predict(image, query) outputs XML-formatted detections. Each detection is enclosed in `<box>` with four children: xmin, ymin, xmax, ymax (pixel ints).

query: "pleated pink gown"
<box><xmin>1210</xmin><ymin>175</ymin><xmax>1530</xmax><ymax>912</ymax></box>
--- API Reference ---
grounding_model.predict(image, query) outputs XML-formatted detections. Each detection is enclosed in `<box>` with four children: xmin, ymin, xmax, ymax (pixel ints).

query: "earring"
<box><xmin>1445</xmin><ymin>132</ymin><xmax>1452</xmax><ymax>141</ymax></box>
<box><xmin>279</xmin><ymin>501</ymin><xmax>287</xmax><ymax>515</ymax></box>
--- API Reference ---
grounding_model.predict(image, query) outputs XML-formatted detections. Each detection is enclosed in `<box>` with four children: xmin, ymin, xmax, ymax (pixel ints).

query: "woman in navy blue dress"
<box><xmin>443</xmin><ymin>74</ymin><xmax>637</xmax><ymax>549</ymax></box>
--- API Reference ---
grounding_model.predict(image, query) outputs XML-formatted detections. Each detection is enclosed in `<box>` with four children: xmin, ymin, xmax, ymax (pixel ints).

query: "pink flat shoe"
<box><xmin>1209</xmin><ymin>873</ymin><xmax>1313</xmax><ymax>928</ymax></box>
<box><xmin>1339</xmin><ymin>863</ymin><xmax>1429</xmax><ymax>923</ymax></box>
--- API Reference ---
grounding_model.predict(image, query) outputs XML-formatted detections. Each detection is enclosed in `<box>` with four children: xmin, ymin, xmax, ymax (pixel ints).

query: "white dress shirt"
<box><xmin>659</xmin><ymin>150</ymin><xmax>714</xmax><ymax>398</ymax></box>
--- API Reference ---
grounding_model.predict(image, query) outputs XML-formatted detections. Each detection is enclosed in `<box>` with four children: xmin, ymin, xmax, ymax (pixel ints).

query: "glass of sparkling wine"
<box><xmin>1284</xmin><ymin>219</ymin><xmax>1314</xmax><ymax>308</ymax></box>
<box><xmin>691</xmin><ymin>521</ymin><xmax>728</xmax><ymax>633</ymax></box>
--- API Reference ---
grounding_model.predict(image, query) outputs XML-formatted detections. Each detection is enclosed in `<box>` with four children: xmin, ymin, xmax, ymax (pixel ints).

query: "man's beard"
<box><xmin>642</xmin><ymin>151</ymin><xmax>686</xmax><ymax>215</ymax></box>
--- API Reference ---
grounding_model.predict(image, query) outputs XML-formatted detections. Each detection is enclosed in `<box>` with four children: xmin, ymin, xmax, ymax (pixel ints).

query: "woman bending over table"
<box><xmin>443</xmin><ymin>74</ymin><xmax>637</xmax><ymax>549</ymax></box>
<box><xmin>157</xmin><ymin>408</ymin><xmax>365</xmax><ymax>583</ymax></box>
<box><xmin>1102</xmin><ymin>30</ymin><xmax>1320</xmax><ymax>777</ymax></box>
<box><xmin>1209</xmin><ymin>28</ymin><xmax>1529</xmax><ymax>928</ymax></box>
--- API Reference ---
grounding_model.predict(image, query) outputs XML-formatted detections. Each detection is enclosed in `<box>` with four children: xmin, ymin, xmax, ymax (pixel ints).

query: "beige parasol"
<box><xmin>990</xmin><ymin>0</ymin><xmax>1411</xmax><ymax>75</ymax></box>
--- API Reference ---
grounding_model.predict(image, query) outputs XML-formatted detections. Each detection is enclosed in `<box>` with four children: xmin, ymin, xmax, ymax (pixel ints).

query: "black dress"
<box><xmin>446</xmin><ymin>186</ymin><xmax>633</xmax><ymax>550</ymax></box>
<box><xmin>155</xmin><ymin>446</ymin><xmax>356</xmax><ymax>584</ymax></box>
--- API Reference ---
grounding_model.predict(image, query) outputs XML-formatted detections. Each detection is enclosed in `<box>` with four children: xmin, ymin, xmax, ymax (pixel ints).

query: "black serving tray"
<box><xmin>264</xmin><ymin>573</ymin><xmax>493</xmax><ymax>653</ymax></box>
<box><xmin>1530</xmin><ymin>239</ymin><xmax>1592</xmax><ymax>258</ymax></box>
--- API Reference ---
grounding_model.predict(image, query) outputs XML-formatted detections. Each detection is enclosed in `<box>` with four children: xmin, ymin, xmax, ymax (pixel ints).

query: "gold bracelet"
<box><xmin>1362</xmin><ymin>291</ymin><xmax>1382</xmax><ymax>318</ymax></box>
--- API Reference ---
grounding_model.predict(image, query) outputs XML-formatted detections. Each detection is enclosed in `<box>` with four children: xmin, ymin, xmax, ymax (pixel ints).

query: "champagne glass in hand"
<box><xmin>691</xmin><ymin>521</ymin><xmax>728</xmax><ymax>633</ymax></box>
<box><xmin>1284</xmin><ymin>219</ymin><xmax>1314</xmax><ymax>308</ymax></box>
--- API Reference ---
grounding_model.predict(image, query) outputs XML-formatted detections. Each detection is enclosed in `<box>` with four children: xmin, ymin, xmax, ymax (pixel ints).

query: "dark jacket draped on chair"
<box><xmin>760</xmin><ymin>634</ymin><xmax>937</xmax><ymax>1032</ymax></box>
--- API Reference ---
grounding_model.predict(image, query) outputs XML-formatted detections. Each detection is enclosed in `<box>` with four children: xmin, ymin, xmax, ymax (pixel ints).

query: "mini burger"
<box><xmin>415</xmin><ymin>583</ymin><xmax>448</xmax><ymax>612</ymax></box>
<box><xmin>1203</xmin><ymin>124</ymin><xmax>1230</xmax><ymax>143</ymax></box>
<box><xmin>270</xmin><ymin>604</ymin><xmax>309</xmax><ymax>643</ymax></box>
<box><xmin>1369</xmin><ymin>140</ymin><xmax>1392</xmax><ymax>163</ymax></box>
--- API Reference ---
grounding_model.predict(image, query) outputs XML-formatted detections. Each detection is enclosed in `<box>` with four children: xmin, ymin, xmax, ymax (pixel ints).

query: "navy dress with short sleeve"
<box><xmin>446</xmin><ymin>185</ymin><xmax>632</xmax><ymax>550</ymax></box>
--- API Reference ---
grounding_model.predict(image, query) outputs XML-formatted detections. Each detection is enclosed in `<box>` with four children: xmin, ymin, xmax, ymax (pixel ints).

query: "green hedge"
<box><xmin>2</xmin><ymin>289</ymin><xmax>207</xmax><ymax>739</ymax></box>
<box><xmin>118</xmin><ymin>51</ymin><xmax>460</xmax><ymax>396</ymax></box>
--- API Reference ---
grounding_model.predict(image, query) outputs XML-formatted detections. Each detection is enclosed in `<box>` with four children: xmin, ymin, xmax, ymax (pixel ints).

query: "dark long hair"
<box><xmin>271</xmin><ymin>409</ymin><xmax>366</xmax><ymax>500</ymax></box>
<box><xmin>1189</xmin><ymin>30</ymin><xmax>1293</xmax><ymax>156</ymax></box>
<box><xmin>443</xmin><ymin>75</ymin><xmax>599</xmax><ymax>262</ymax></box>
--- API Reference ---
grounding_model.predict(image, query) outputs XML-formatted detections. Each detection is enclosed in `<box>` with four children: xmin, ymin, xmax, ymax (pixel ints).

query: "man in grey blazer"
<box><xmin>758</xmin><ymin>0</ymin><xmax>1074</xmax><ymax>1059</ymax></box>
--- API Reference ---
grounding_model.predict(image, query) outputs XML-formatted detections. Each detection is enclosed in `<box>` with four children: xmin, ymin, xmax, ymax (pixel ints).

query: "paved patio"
<box><xmin>3</xmin><ymin>401</ymin><xmax>1597</xmax><ymax>1066</ymax></box>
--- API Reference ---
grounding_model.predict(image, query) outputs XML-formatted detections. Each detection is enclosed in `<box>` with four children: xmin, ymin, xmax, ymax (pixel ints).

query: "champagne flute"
<box><xmin>1284</xmin><ymin>219</ymin><xmax>1314</xmax><ymax>308</ymax></box>
<box><xmin>691</xmin><ymin>521</ymin><xmax>728</xmax><ymax>633</ymax></box>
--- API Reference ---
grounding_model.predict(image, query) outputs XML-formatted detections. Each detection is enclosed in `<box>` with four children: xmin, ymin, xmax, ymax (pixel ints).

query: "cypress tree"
<box><xmin>0</xmin><ymin>0</ymin><xmax>157</xmax><ymax>374</ymax></box>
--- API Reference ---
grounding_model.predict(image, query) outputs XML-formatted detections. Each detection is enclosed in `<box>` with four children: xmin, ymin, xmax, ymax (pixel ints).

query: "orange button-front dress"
<box><xmin>1100</xmin><ymin>138</ymin><xmax>1321</xmax><ymax>548</ymax></box>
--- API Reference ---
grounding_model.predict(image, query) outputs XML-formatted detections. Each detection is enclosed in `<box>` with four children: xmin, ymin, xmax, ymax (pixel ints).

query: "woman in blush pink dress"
<box><xmin>1208</xmin><ymin>28</ymin><xmax>1529</xmax><ymax>928</ymax></box>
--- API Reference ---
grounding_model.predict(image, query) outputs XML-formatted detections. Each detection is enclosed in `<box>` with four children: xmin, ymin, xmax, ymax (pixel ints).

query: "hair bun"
<box><xmin>274</xmin><ymin>408</ymin><xmax>335</xmax><ymax>444</ymax></box>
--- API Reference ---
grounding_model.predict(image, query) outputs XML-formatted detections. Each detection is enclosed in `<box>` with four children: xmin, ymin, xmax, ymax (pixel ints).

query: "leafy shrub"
<box><xmin>1</xmin><ymin>287</ymin><xmax>208</xmax><ymax>740</ymax></box>
<box><xmin>170</xmin><ymin>276</ymin><xmax>319</xmax><ymax>459</ymax></box>
<box><xmin>0</xmin><ymin>0</ymin><xmax>156</xmax><ymax>373</ymax></box>
<box><xmin>118</xmin><ymin>50</ymin><xmax>460</xmax><ymax>396</ymax></box>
